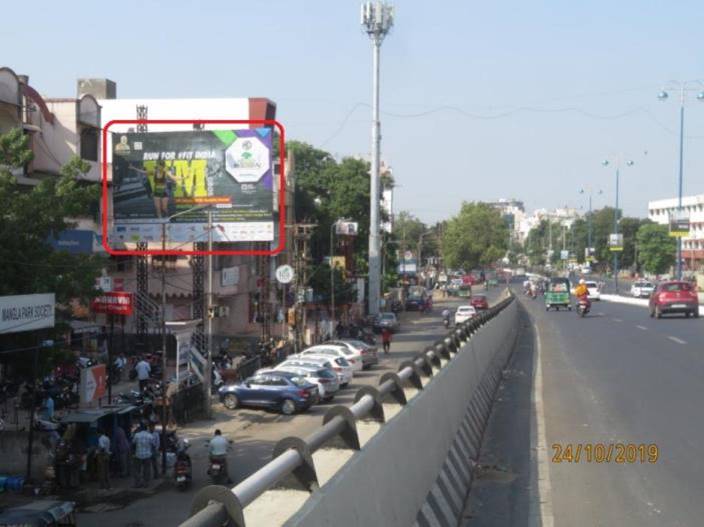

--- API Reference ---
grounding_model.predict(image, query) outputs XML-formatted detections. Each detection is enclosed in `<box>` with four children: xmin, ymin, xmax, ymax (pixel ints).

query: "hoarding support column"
<box><xmin>25</xmin><ymin>345</ymin><xmax>39</xmax><ymax>481</ymax></box>
<box><xmin>205</xmin><ymin>210</ymin><xmax>213</xmax><ymax>419</ymax></box>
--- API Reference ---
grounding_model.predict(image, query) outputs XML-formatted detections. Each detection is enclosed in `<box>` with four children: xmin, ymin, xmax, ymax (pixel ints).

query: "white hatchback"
<box><xmin>454</xmin><ymin>305</ymin><xmax>477</xmax><ymax>324</ymax></box>
<box><xmin>631</xmin><ymin>281</ymin><xmax>655</xmax><ymax>298</ymax></box>
<box><xmin>585</xmin><ymin>281</ymin><xmax>600</xmax><ymax>301</ymax></box>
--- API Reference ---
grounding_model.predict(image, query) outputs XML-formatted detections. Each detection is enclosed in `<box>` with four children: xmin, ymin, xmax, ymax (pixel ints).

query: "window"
<box><xmin>80</xmin><ymin>126</ymin><xmax>99</xmax><ymax>162</ymax></box>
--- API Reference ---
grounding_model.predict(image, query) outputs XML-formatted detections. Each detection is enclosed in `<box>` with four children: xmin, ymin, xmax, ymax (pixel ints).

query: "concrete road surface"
<box><xmin>466</xmin><ymin>291</ymin><xmax>704</xmax><ymax>527</ymax></box>
<box><xmin>77</xmin><ymin>288</ymin><xmax>503</xmax><ymax>526</ymax></box>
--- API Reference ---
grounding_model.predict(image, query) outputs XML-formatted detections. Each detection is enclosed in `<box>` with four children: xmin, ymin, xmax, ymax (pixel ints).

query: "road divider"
<box><xmin>178</xmin><ymin>291</ymin><xmax>519</xmax><ymax>527</ymax></box>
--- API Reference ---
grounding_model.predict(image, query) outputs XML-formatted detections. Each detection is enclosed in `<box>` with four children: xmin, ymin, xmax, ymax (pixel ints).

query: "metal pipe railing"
<box><xmin>181</xmin><ymin>291</ymin><xmax>515</xmax><ymax>527</ymax></box>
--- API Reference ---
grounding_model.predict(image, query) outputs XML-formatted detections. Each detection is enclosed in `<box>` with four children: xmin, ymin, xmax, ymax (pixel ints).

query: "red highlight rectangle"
<box><xmin>101</xmin><ymin>119</ymin><xmax>286</xmax><ymax>256</ymax></box>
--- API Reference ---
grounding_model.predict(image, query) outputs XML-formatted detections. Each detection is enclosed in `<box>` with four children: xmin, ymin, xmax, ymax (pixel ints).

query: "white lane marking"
<box><xmin>530</xmin><ymin>323</ymin><xmax>554</xmax><ymax>527</ymax></box>
<box><xmin>613</xmin><ymin>318</ymin><xmax>623</xmax><ymax>322</ymax></box>
<box><xmin>668</xmin><ymin>336</ymin><xmax>687</xmax><ymax>345</ymax></box>
<box><xmin>636</xmin><ymin>325</ymin><xmax>648</xmax><ymax>330</ymax></box>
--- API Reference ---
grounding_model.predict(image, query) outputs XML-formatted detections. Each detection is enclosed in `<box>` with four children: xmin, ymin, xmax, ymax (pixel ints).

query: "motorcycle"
<box><xmin>576</xmin><ymin>297</ymin><xmax>591</xmax><ymax>317</ymax></box>
<box><xmin>174</xmin><ymin>439</ymin><xmax>192</xmax><ymax>491</ymax></box>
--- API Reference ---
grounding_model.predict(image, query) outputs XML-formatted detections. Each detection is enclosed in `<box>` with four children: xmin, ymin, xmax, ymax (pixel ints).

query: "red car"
<box><xmin>649</xmin><ymin>281</ymin><xmax>699</xmax><ymax>318</ymax></box>
<box><xmin>470</xmin><ymin>294</ymin><xmax>489</xmax><ymax>311</ymax></box>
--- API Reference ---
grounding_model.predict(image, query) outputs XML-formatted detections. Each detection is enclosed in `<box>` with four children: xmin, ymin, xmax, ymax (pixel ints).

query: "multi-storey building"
<box><xmin>648</xmin><ymin>194</ymin><xmax>704</xmax><ymax>269</ymax></box>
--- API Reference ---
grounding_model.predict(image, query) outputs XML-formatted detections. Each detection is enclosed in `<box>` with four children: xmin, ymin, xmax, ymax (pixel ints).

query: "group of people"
<box><xmin>90</xmin><ymin>421</ymin><xmax>164</xmax><ymax>490</ymax></box>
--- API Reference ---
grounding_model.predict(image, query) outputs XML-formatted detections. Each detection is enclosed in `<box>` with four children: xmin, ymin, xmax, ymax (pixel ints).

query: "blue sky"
<box><xmin>4</xmin><ymin>0</ymin><xmax>704</xmax><ymax>222</ymax></box>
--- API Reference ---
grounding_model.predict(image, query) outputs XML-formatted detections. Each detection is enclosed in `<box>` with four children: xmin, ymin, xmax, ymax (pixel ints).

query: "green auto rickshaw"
<box><xmin>545</xmin><ymin>277</ymin><xmax>572</xmax><ymax>311</ymax></box>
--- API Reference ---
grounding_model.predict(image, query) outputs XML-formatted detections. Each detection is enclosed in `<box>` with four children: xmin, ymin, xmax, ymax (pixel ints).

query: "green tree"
<box><xmin>0</xmin><ymin>128</ymin><xmax>105</xmax><ymax>305</ymax></box>
<box><xmin>441</xmin><ymin>202</ymin><xmax>508</xmax><ymax>270</ymax></box>
<box><xmin>636</xmin><ymin>223</ymin><xmax>676</xmax><ymax>275</ymax></box>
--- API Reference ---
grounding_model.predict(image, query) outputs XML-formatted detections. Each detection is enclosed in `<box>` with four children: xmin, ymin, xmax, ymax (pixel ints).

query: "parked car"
<box><xmin>303</xmin><ymin>344</ymin><xmax>364</xmax><ymax>372</ymax></box>
<box><xmin>649</xmin><ymin>281</ymin><xmax>699</xmax><ymax>318</ymax></box>
<box><xmin>470</xmin><ymin>294</ymin><xmax>489</xmax><ymax>311</ymax></box>
<box><xmin>327</xmin><ymin>339</ymin><xmax>379</xmax><ymax>369</ymax></box>
<box><xmin>218</xmin><ymin>371</ymin><xmax>318</xmax><ymax>415</ymax></box>
<box><xmin>585</xmin><ymin>281</ymin><xmax>601</xmax><ymax>301</ymax></box>
<box><xmin>374</xmin><ymin>312</ymin><xmax>400</xmax><ymax>333</ymax></box>
<box><xmin>631</xmin><ymin>280</ymin><xmax>655</xmax><ymax>298</ymax></box>
<box><xmin>291</xmin><ymin>353</ymin><xmax>353</xmax><ymax>386</ymax></box>
<box><xmin>275</xmin><ymin>362</ymin><xmax>340</xmax><ymax>401</ymax></box>
<box><xmin>454</xmin><ymin>305</ymin><xmax>477</xmax><ymax>325</ymax></box>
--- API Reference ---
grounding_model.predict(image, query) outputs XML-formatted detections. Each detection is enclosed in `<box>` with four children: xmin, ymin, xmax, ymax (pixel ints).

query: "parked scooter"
<box><xmin>174</xmin><ymin>439</ymin><xmax>192</xmax><ymax>490</ymax></box>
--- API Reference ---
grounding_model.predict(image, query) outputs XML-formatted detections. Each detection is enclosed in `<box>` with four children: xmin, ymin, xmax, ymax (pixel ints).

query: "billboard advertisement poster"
<box><xmin>80</xmin><ymin>364</ymin><xmax>107</xmax><ymax>404</ymax></box>
<box><xmin>608</xmin><ymin>233</ymin><xmax>624</xmax><ymax>252</ymax></box>
<box><xmin>91</xmin><ymin>292</ymin><xmax>133</xmax><ymax>316</ymax></box>
<box><xmin>0</xmin><ymin>294</ymin><xmax>55</xmax><ymax>334</ymax></box>
<box><xmin>111</xmin><ymin>129</ymin><xmax>274</xmax><ymax>244</ymax></box>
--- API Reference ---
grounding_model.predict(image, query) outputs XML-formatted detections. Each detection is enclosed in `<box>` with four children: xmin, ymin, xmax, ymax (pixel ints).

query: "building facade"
<box><xmin>648</xmin><ymin>194</ymin><xmax>704</xmax><ymax>268</ymax></box>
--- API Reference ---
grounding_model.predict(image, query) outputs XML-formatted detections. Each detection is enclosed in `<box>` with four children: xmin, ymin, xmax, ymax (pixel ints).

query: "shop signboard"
<box><xmin>111</xmin><ymin>129</ymin><xmax>274</xmax><ymax>243</ymax></box>
<box><xmin>0</xmin><ymin>293</ymin><xmax>55</xmax><ymax>334</ymax></box>
<box><xmin>91</xmin><ymin>292</ymin><xmax>133</xmax><ymax>316</ymax></box>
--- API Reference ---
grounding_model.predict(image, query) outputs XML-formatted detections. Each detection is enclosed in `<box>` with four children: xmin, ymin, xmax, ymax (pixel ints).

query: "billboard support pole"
<box><xmin>205</xmin><ymin>210</ymin><xmax>213</xmax><ymax>419</ymax></box>
<box><xmin>25</xmin><ymin>343</ymin><xmax>40</xmax><ymax>481</ymax></box>
<box><xmin>161</xmin><ymin>221</ymin><xmax>168</xmax><ymax>474</ymax></box>
<box><xmin>108</xmin><ymin>314</ymin><xmax>114</xmax><ymax>402</ymax></box>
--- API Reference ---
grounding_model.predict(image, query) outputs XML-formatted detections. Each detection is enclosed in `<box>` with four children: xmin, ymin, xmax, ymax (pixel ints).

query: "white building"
<box><xmin>517</xmin><ymin>206</ymin><xmax>581</xmax><ymax>244</ymax></box>
<box><xmin>78</xmin><ymin>79</ymin><xmax>285</xmax><ymax>339</ymax></box>
<box><xmin>648</xmin><ymin>194</ymin><xmax>704</xmax><ymax>267</ymax></box>
<box><xmin>488</xmin><ymin>199</ymin><xmax>526</xmax><ymax>242</ymax></box>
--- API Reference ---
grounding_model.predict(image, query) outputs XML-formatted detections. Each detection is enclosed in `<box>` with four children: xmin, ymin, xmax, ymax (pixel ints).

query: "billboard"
<box><xmin>111</xmin><ymin>129</ymin><xmax>274</xmax><ymax>243</ymax></box>
<box><xmin>608</xmin><ymin>233</ymin><xmax>624</xmax><ymax>252</ymax></box>
<box><xmin>0</xmin><ymin>294</ymin><xmax>55</xmax><ymax>334</ymax></box>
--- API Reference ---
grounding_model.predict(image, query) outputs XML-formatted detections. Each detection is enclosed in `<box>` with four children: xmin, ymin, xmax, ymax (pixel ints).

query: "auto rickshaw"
<box><xmin>0</xmin><ymin>500</ymin><xmax>76</xmax><ymax>526</ymax></box>
<box><xmin>545</xmin><ymin>277</ymin><xmax>572</xmax><ymax>311</ymax></box>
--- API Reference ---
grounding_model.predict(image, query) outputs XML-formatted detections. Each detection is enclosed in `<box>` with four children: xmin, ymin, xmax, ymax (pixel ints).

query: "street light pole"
<box><xmin>658</xmin><ymin>81</ymin><xmax>704</xmax><ymax>279</ymax></box>
<box><xmin>362</xmin><ymin>1</ymin><xmax>394</xmax><ymax>317</ymax></box>
<box><xmin>613</xmin><ymin>166</ymin><xmax>620</xmax><ymax>292</ymax></box>
<box><xmin>602</xmin><ymin>158</ymin><xmax>633</xmax><ymax>293</ymax></box>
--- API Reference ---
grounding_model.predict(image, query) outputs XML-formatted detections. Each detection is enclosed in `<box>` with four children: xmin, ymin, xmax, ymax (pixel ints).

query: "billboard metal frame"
<box><xmin>101</xmin><ymin>119</ymin><xmax>286</xmax><ymax>256</ymax></box>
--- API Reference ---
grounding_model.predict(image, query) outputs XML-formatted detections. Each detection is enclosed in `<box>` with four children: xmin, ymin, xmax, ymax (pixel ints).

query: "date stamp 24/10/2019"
<box><xmin>551</xmin><ymin>443</ymin><xmax>659</xmax><ymax>464</ymax></box>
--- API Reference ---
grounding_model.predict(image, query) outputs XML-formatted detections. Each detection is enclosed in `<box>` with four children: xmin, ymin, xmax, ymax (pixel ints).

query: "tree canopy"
<box><xmin>441</xmin><ymin>202</ymin><xmax>508</xmax><ymax>270</ymax></box>
<box><xmin>637</xmin><ymin>223</ymin><xmax>676</xmax><ymax>275</ymax></box>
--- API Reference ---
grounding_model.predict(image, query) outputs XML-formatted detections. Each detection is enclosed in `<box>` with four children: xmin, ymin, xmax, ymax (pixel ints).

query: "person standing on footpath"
<box><xmin>132</xmin><ymin>424</ymin><xmax>153</xmax><ymax>488</ymax></box>
<box><xmin>149</xmin><ymin>423</ymin><xmax>160</xmax><ymax>478</ymax></box>
<box><xmin>135</xmin><ymin>357</ymin><xmax>151</xmax><ymax>393</ymax></box>
<box><xmin>381</xmin><ymin>327</ymin><xmax>392</xmax><ymax>354</ymax></box>
<box><xmin>113</xmin><ymin>425</ymin><xmax>130</xmax><ymax>478</ymax></box>
<box><xmin>97</xmin><ymin>429</ymin><xmax>111</xmax><ymax>490</ymax></box>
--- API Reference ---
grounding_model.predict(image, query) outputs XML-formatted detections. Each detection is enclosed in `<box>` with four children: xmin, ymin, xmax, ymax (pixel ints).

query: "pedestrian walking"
<box><xmin>132</xmin><ymin>424</ymin><xmax>153</xmax><ymax>488</ymax></box>
<box><xmin>135</xmin><ymin>357</ymin><xmax>151</xmax><ymax>393</ymax></box>
<box><xmin>149</xmin><ymin>423</ymin><xmax>160</xmax><ymax>478</ymax></box>
<box><xmin>97</xmin><ymin>429</ymin><xmax>111</xmax><ymax>489</ymax></box>
<box><xmin>113</xmin><ymin>425</ymin><xmax>130</xmax><ymax>478</ymax></box>
<box><xmin>381</xmin><ymin>327</ymin><xmax>392</xmax><ymax>354</ymax></box>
